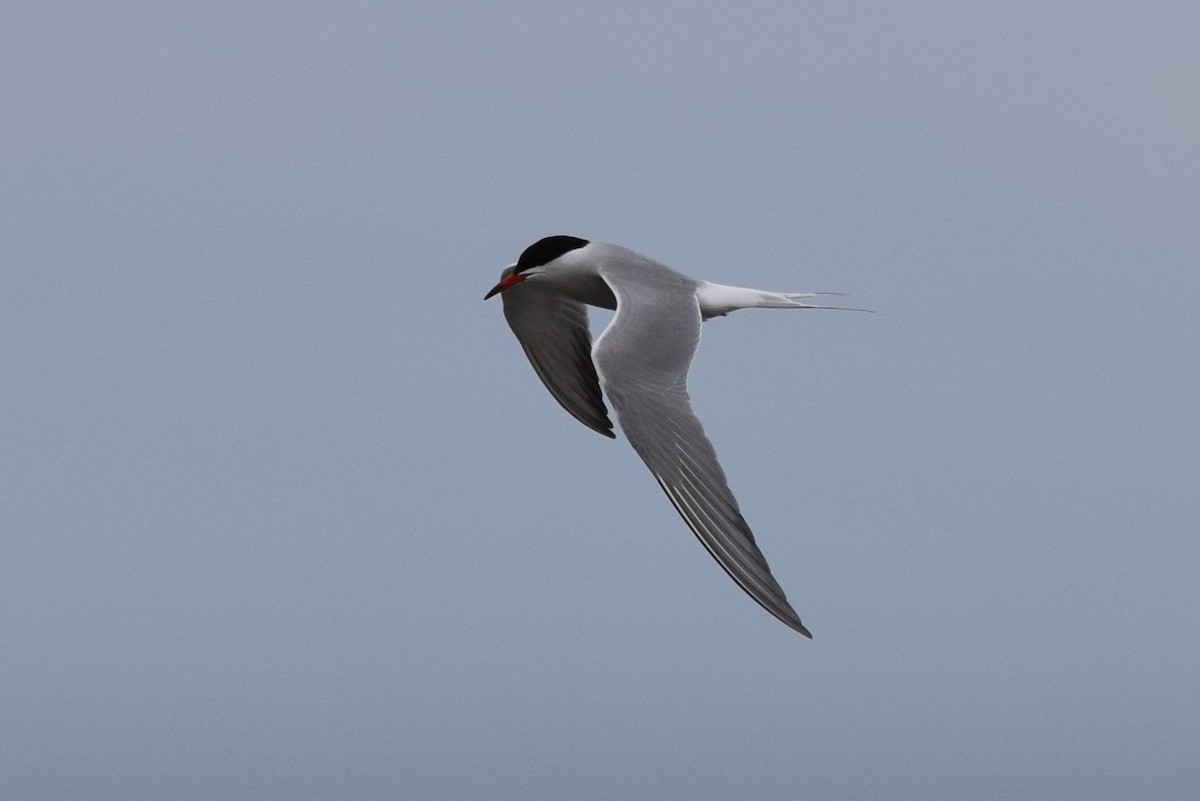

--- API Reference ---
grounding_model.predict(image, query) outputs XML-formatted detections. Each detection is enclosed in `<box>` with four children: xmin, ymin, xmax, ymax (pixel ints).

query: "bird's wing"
<box><xmin>501</xmin><ymin>277</ymin><xmax>615</xmax><ymax>438</ymax></box>
<box><xmin>591</xmin><ymin>262</ymin><xmax>811</xmax><ymax>637</ymax></box>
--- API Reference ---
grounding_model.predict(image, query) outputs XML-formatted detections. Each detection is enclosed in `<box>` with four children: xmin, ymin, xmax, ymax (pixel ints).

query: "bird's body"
<box><xmin>486</xmin><ymin>236</ymin><xmax>861</xmax><ymax>638</ymax></box>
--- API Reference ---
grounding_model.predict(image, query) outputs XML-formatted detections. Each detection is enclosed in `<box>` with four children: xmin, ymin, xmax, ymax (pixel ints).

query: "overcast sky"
<box><xmin>3</xmin><ymin>2</ymin><xmax>1198</xmax><ymax>799</ymax></box>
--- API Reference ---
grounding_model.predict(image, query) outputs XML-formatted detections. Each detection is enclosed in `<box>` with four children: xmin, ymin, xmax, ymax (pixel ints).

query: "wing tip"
<box><xmin>581</xmin><ymin>417</ymin><xmax>616</xmax><ymax>438</ymax></box>
<box><xmin>774</xmin><ymin>602</ymin><xmax>812</xmax><ymax>638</ymax></box>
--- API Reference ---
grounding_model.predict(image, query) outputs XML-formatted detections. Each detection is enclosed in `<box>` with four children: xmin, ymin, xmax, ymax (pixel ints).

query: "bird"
<box><xmin>486</xmin><ymin>235</ymin><xmax>865</xmax><ymax>637</ymax></box>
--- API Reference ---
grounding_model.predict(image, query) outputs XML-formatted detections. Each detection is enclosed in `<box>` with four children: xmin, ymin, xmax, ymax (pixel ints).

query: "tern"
<box><xmin>486</xmin><ymin>235</ymin><xmax>864</xmax><ymax>637</ymax></box>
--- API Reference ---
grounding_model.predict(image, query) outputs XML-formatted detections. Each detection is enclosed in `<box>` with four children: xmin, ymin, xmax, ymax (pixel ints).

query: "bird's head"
<box><xmin>484</xmin><ymin>235</ymin><xmax>590</xmax><ymax>299</ymax></box>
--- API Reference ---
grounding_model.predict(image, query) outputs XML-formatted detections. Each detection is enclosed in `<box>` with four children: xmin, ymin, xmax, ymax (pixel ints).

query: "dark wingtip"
<box><xmin>583</xmin><ymin>418</ymin><xmax>617</xmax><ymax>439</ymax></box>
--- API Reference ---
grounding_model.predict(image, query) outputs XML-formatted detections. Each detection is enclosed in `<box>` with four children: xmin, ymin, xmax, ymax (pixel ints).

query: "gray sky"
<box><xmin>3</xmin><ymin>2</ymin><xmax>1198</xmax><ymax>799</ymax></box>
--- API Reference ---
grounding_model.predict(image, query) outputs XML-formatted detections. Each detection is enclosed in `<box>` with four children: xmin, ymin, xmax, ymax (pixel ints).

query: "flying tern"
<box><xmin>486</xmin><ymin>235</ymin><xmax>864</xmax><ymax>637</ymax></box>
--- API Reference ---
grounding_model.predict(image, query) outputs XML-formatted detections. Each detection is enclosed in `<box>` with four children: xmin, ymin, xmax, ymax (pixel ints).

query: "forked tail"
<box><xmin>696</xmin><ymin>281</ymin><xmax>872</xmax><ymax>319</ymax></box>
